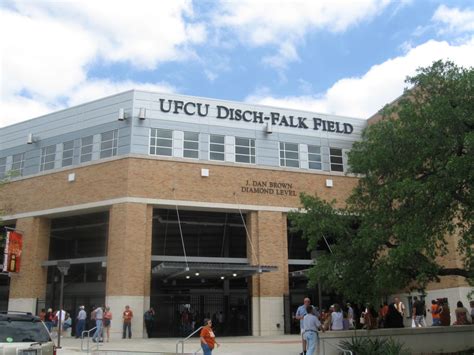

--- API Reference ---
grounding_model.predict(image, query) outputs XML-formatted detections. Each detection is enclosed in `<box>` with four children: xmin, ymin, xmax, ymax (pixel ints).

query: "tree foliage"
<box><xmin>289</xmin><ymin>61</ymin><xmax>473</xmax><ymax>303</ymax></box>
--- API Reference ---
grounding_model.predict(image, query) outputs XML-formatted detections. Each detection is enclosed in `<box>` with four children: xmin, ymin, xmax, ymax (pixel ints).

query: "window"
<box><xmin>183</xmin><ymin>132</ymin><xmax>199</xmax><ymax>159</ymax></box>
<box><xmin>235</xmin><ymin>137</ymin><xmax>255</xmax><ymax>164</ymax></box>
<box><xmin>40</xmin><ymin>144</ymin><xmax>56</xmax><ymax>171</ymax></box>
<box><xmin>62</xmin><ymin>140</ymin><xmax>74</xmax><ymax>167</ymax></box>
<box><xmin>279</xmin><ymin>142</ymin><xmax>299</xmax><ymax>168</ymax></box>
<box><xmin>0</xmin><ymin>157</ymin><xmax>6</xmax><ymax>179</ymax></box>
<box><xmin>308</xmin><ymin>145</ymin><xmax>322</xmax><ymax>170</ymax></box>
<box><xmin>330</xmin><ymin>148</ymin><xmax>344</xmax><ymax>172</ymax></box>
<box><xmin>11</xmin><ymin>153</ymin><xmax>25</xmax><ymax>177</ymax></box>
<box><xmin>150</xmin><ymin>129</ymin><xmax>172</xmax><ymax>156</ymax></box>
<box><xmin>80</xmin><ymin>135</ymin><xmax>94</xmax><ymax>163</ymax></box>
<box><xmin>209</xmin><ymin>135</ymin><xmax>225</xmax><ymax>161</ymax></box>
<box><xmin>100</xmin><ymin>130</ymin><xmax>118</xmax><ymax>158</ymax></box>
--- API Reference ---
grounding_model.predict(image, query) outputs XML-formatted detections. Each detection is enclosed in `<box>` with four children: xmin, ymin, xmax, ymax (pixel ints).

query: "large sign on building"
<box><xmin>157</xmin><ymin>98</ymin><xmax>354</xmax><ymax>134</ymax></box>
<box><xmin>2</xmin><ymin>230</ymin><xmax>23</xmax><ymax>273</ymax></box>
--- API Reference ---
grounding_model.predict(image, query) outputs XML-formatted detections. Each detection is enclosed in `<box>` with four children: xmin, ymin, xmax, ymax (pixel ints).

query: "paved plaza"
<box><xmin>57</xmin><ymin>334</ymin><xmax>304</xmax><ymax>354</ymax></box>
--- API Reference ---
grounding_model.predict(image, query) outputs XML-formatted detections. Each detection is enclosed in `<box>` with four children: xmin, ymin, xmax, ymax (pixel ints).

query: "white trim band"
<box><xmin>1</xmin><ymin>196</ymin><xmax>297</xmax><ymax>221</ymax></box>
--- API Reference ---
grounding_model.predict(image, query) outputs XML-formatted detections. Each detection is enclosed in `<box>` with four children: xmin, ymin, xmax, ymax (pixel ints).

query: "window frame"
<box><xmin>329</xmin><ymin>147</ymin><xmax>344</xmax><ymax>172</ymax></box>
<box><xmin>62</xmin><ymin>140</ymin><xmax>74</xmax><ymax>167</ymax></box>
<box><xmin>40</xmin><ymin>144</ymin><xmax>56</xmax><ymax>171</ymax></box>
<box><xmin>308</xmin><ymin>144</ymin><xmax>322</xmax><ymax>170</ymax></box>
<box><xmin>234</xmin><ymin>137</ymin><xmax>256</xmax><ymax>164</ymax></box>
<box><xmin>11</xmin><ymin>153</ymin><xmax>25</xmax><ymax>177</ymax></box>
<box><xmin>80</xmin><ymin>135</ymin><xmax>94</xmax><ymax>163</ymax></box>
<box><xmin>183</xmin><ymin>131</ymin><xmax>199</xmax><ymax>159</ymax></box>
<box><xmin>279</xmin><ymin>142</ymin><xmax>299</xmax><ymax>168</ymax></box>
<box><xmin>209</xmin><ymin>134</ymin><xmax>225</xmax><ymax>161</ymax></box>
<box><xmin>100</xmin><ymin>130</ymin><xmax>119</xmax><ymax>159</ymax></box>
<box><xmin>149</xmin><ymin>128</ymin><xmax>173</xmax><ymax>157</ymax></box>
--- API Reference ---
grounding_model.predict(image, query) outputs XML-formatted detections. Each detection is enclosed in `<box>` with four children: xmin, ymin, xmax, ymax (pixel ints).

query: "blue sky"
<box><xmin>1</xmin><ymin>0</ymin><xmax>474</xmax><ymax>127</ymax></box>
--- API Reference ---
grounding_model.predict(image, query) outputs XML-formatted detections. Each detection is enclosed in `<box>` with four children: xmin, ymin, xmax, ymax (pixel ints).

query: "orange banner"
<box><xmin>3</xmin><ymin>231</ymin><xmax>23</xmax><ymax>273</ymax></box>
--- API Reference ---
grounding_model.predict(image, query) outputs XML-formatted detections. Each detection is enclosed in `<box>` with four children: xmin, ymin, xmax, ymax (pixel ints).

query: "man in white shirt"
<box><xmin>295</xmin><ymin>297</ymin><xmax>311</xmax><ymax>355</ymax></box>
<box><xmin>303</xmin><ymin>306</ymin><xmax>322</xmax><ymax>355</ymax></box>
<box><xmin>394</xmin><ymin>297</ymin><xmax>406</xmax><ymax>317</ymax></box>
<box><xmin>92</xmin><ymin>306</ymin><xmax>104</xmax><ymax>343</ymax></box>
<box><xmin>55</xmin><ymin>309</ymin><xmax>66</xmax><ymax>334</ymax></box>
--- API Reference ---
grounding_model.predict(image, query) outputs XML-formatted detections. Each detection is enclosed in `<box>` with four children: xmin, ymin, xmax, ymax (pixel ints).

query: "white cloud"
<box><xmin>246</xmin><ymin>38</ymin><xmax>474</xmax><ymax>119</ymax></box>
<box><xmin>432</xmin><ymin>5</ymin><xmax>474</xmax><ymax>34</ymax></box>
<box><xmin>0</xmin><ymin>80</ymin><xmax>176</xmax><ymax>127</ymax></box>
<box><xmin>0</xmin><ymin>1</ymin><xmax>201</xmax><ymax>127</ymax></box>
<box><xmin>215</xmin><ymin>0</ymin><xmax>391</xmax><ymax>68</ymax></box>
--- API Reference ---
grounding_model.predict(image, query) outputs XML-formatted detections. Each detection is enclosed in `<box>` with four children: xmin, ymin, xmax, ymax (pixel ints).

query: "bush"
<box><xmin>339</xmin><ymin>337</ymin><xmax>411</xmax><ymax>355</ymax></box>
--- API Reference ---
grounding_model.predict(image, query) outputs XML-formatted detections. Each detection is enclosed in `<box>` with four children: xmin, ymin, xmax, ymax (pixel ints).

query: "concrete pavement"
<box><xmin>57</xmin><ymin>334</ymin><xmax>304</xmax><ymax>354</ymax></box>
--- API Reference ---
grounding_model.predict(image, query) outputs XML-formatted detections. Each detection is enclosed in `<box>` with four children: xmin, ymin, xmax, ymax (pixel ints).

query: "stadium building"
<box><xmin>0</xmin><ymin>90</ymin><xmax>470</xmax><ymax>337</ymax></box>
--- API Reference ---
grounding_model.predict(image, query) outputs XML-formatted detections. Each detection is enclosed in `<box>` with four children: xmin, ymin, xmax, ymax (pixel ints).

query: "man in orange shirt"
<box><xmin>200</xmin><ymin>319</ymin><xmax>220</xmax><ymax>355</ymax></box>
<box><xmin>430</xmin><ymin>300</ymin><xmax>441</xmax><ymax>326</ymax></box>
<box><xmin>122</xmin><ymin>305</ymin><xmax>133</xmax><ymax>339</ymax></box>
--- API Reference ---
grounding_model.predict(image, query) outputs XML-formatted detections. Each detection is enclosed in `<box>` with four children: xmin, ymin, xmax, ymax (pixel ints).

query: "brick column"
<box><xmin>105</xmin><ymin>203</ymin><xmax>153</xmax><ymax>339</ymax></box>
<box><xmin>247</xmin><ymin>211</ymin><xmax>288</xmax><ymax>336</ymax></box>
<box><xmin>8</xmin><ymin>217</ymin><xmax>50</xmax><ymax>313</ymax></box>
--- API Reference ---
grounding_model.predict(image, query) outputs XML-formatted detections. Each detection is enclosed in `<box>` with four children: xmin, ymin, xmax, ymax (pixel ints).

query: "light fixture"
<box><xmin>325</xmin><ymin>179</ymin><xmax>333</xmax><ymax>188</ymax></box>
<box><xmin>186</xmin><ymin>275</ymin><xmax>190</xmax><ymax>279</ymax></box>
<box><xmin>138</xmin><ymin>107</ymin><xmax>146</xmax><ymax>120</ymax></box>
<box><xmin>195</xmin><ymin>272</ymin><xmax>200</xmax><ymax>276</ymax></box>
<box><xmin>97</xmin><ymin>274</ymin><xmax>102</xmax><ymax>281</ymax></box>
<box><xmin>118</xmin><ymin>108</ymin><xmax>126</xmax><ymax>121</ymax></box>
<box><xmin>27</xmin><ymin>133</ymin><xmax>35</xmax><ymax>144</ymax></box>
<box><xmin>265</xmin><ymin>122</ymin><xmax>273</xmax><ymax>134</ymax></box>
<box><xmin>232</xmin><ymin>273</ymin><xmax>237</xmax><ymax>277</ymax></box>
<box><xmin>220</xmin><ymin>276</ymin><xmax>225</xmax><ymax>280</ymax></box>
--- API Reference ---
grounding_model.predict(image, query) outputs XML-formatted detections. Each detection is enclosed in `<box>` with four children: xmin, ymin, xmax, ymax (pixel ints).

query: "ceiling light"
<box><xmin>186</xmin><ymin>275</ymin><xmax>190</xmax><ymax>279</ymax></box>
<box><xmin>232</xmin><ymin>273</ymin><xmax>237</xmax><ymax>277</ymax></box>
<box><xmin>220</xmin><ymin>276</ymin><xmax>225</xmax><ymax>280</ymax></box>
<box><xmin>195</xmin><ymin>272</ymin><xmax>200</xmax><ymax>276</ymax></box>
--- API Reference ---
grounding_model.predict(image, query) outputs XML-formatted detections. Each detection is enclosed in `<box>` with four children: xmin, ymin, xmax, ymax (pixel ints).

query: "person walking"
<box><xmin>303</xmin><ymin>306</ymin><xmax>322</xmax><ymax>355</ymax></box>
<box><xmin>144</xmin><ymin>307</ymin><xmax>155</xmax><ymax>338</ymax></box>
<box><xmin>76</xmin><ymin>306</ymin><xmax>87</xmax><ymax>339</ymax></box>
<box><xmin>91</xmin><ymin>305</ymin><xmax>103</xmax><ymax>343</ymax></box>
<box><xmin>412</xmin><ymin>296</ymin><xmax>426</xmax><ymax>327</ymax></box>
<box><xmin>200</xmin><ymin>318</ymin><xmax>219</xmax><ymax>355</ymax></box>
<box><xmin>103</xmin><ymin>306</ymin><xmax>112</xmax><ymax>342</ymax></box>
<box><xmin>295</xmin><ymin>297</ymin><xmax>311</xmax><ymax>355</ymax></box>
<box><xmin>122</xmin><ymin>305</ymin><xmax>133</xmax><ymax>339</ymax></box>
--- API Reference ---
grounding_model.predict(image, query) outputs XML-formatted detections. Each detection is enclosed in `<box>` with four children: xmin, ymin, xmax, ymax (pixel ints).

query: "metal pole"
<box><xmin>57</xmin><ymin>272</ymin><xmax>64</xmax><ymax>348</ymax></box>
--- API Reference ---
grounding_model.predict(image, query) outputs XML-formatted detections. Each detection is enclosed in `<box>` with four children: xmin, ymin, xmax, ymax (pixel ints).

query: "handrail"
<box><xmin>321</xmin><ymin>337</ymin><xmax>353</xmax><ymax>355</ymax></box>
<box><xmin>81</xmin><ymin>326</ymin><xmax>99</xmax><ymax>353</ymax></box>
<box><xmin>175</xmin><ymin>326</ymin><xmax>203</xmax><ymax>355</ymax></box>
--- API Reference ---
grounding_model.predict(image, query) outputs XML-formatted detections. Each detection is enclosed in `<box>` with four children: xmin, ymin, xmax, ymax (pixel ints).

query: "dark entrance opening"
<box><xmin>150</xmin><ymin>208</ymin><xmax>251</xmax><ymax>337</ymax></box>
<box><xmin>45</xmin><ymin>212</ymin><xmax>108</xmax><ymax>335</ymax></box>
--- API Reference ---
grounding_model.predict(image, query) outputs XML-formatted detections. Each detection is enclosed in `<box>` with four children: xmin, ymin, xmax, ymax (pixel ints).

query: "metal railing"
<box><xmin>81</xmin><ymin>326</ymin><xmax>99</xmax><ymax>353</ymax></box>
<box><xmin>321</xmin><ymin>338</ymin><xmax>353</xmax><ymax>355</ymax></box>
<box><xmin>175</xmin><ymin>326</ymin><xmax>203</xmax><ymax>355</ymax></box>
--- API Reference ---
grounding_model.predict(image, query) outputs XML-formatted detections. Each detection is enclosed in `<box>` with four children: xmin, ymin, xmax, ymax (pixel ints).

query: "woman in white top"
<box><xmin>330</xmin><ymin>304</ymin><xmax>344</xmax><ymax>331</ymax></box>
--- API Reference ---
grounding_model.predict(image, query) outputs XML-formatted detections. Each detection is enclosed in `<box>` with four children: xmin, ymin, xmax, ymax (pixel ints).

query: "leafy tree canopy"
<box><xmin>289</xmin><ymin>60</ymin><xmax>473</xmax><ymax>304</ymax></box>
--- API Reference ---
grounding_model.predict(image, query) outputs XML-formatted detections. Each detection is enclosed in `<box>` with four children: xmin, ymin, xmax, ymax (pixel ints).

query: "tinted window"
<box><xmin>0</xmin><ymin>320</ymin><xmax>51</xmax><ymax>343</ymax></box>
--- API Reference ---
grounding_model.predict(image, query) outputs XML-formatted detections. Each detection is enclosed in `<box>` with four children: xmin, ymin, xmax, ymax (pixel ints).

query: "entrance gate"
<box><xmin>150</xmin><ymin>293</ymin><xmax>250</xmax><ymax>337</ymax></box>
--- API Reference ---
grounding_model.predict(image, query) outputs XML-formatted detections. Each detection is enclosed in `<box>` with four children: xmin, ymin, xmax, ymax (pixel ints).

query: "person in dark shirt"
<box><xmin>412</xmin><ymin>296</ymin><xmax>426</xmax><ymax>327</ymax></box>
<box><xmin>385</xmin><ymin>303</ymin><xmax>404</xmax><ymax>328</ymax></box>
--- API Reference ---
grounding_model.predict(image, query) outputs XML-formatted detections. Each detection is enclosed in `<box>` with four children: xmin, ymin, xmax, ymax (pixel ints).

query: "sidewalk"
<box><xmin>57</xmin><ymin>335</ymin><xmax>303</xmax><ymax>354</ymax></box>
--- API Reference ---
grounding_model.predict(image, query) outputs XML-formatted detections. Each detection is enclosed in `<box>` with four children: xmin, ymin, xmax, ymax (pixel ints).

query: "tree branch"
<box><xmin>437</xmin><ymin>268</ymin><xmax>470</xmax><ymax>278</ymax></box>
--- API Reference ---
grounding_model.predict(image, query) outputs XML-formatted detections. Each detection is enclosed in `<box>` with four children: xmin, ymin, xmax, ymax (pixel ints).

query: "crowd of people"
<box><xmin>294</xmin><ymin>297</ymin><xmax>474</xmax><ymax>355</ymax></box>
<box><xmin>37</xmin><ymin>304</ymin><xmax>157</xmax><ymax>341</ymax></box>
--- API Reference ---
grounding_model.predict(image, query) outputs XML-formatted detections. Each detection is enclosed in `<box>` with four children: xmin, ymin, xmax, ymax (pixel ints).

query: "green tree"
<box><xmin>289</xmin><ymin>61</ymin><xmax>473</xmax><ymax>304</ymax></box>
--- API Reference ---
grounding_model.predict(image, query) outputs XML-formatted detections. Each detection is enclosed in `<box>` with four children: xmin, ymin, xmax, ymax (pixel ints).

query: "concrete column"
<box><xmin>247</xmin><ymin>211</ymin><xmax>289</xmax><ymax>336</ymax></box>
<box><xmin>105</xmin><ymin>203</ymin><xmax>153</xmax><ymax>339</ymax></box>
<box><xmin>8</xmin><ymin>217</ymin><xmax>50</xmax><ymax>313</ymax></box>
